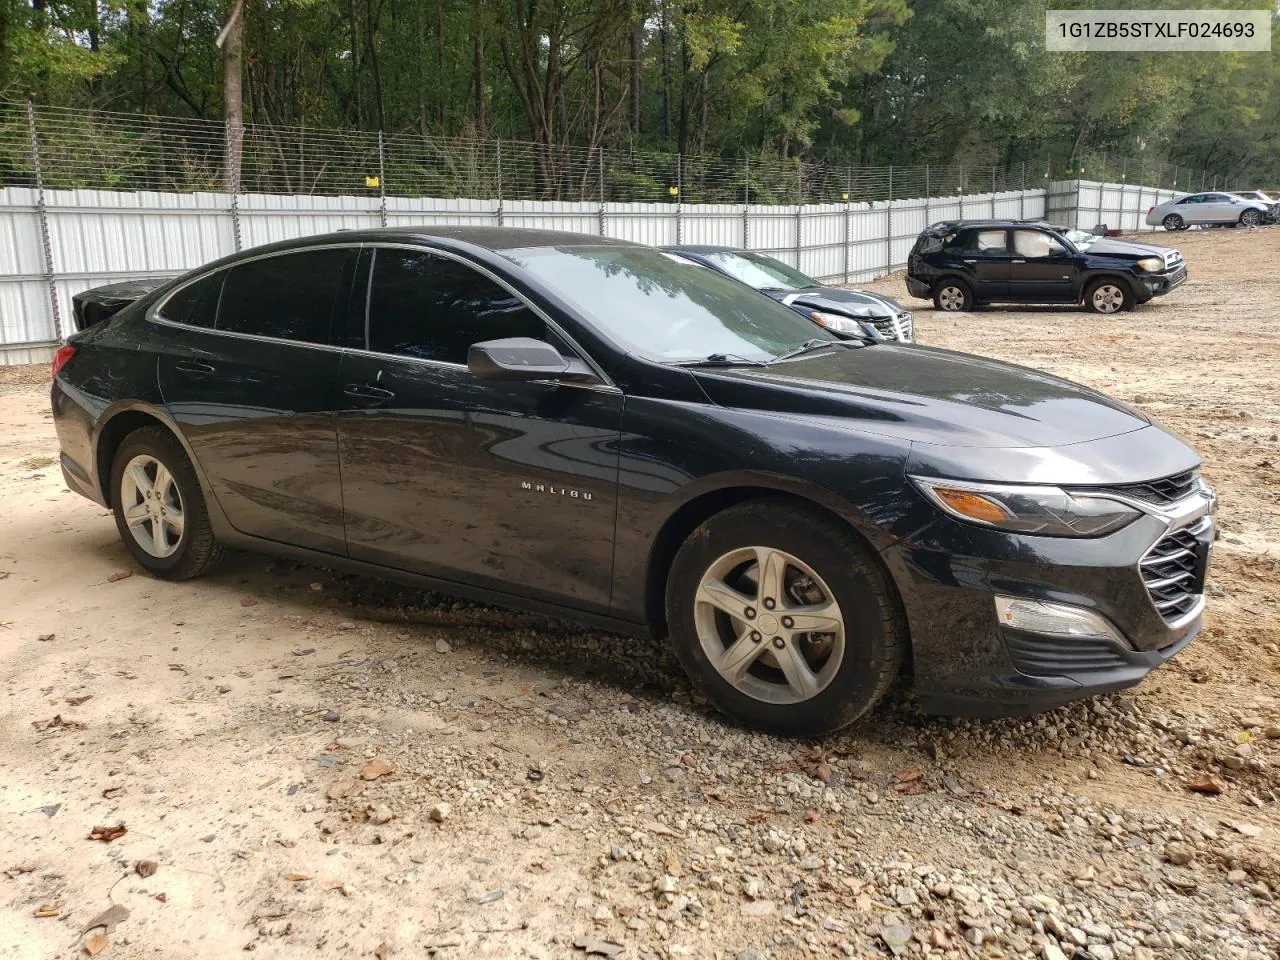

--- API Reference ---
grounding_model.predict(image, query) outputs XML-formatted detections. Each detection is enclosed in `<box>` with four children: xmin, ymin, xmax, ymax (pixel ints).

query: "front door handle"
<box><xmin>344</xmin><ymin>382</ymin><xmax>396</xmax><ymax>403</ymax></box>
<box><xmin>963</xmin><ymin>259</ymin><xmax>977</xmax><ymax>264</ymax></box>
<box><xmin>1011</xmin><ymin>259</ymin><xmax>1026</xmax><ymax>263</ymax></box>
<box><xmin>174</xmin><ymin>359</ymin><xmax>215</xmax><ymax>376</ymax></box>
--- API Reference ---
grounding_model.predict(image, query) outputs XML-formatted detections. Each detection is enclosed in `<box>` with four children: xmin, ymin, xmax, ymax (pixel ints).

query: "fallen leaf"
<box><xmin>102</xmin><ymin>787</ymin><xmax>124</xmax><ymax>799</ymax></box>
<box><xmin>375</xmin><ymin>944</ymin><xmax>389</xmax><ymax>960</ymax></box>
<box><xmin>637</xmin><ymin>818</ymin><xmax>683</xmax><ymax>837</ymax></box>
<box><xmin>83</xmin><ymin>933</ymin><xmax>108</xmax><ymax>956</ymax></box>
<box><xmin>894</xmin><ymin>766</ymin><xmax>922</xmax><ymax>783</ymax></box>
<box><xmin>327</xmin><ymin>779</ymin><xmax>364</xmax><ymax>800</ymax></box>
<box><xmin>168</xmin><ymin>663</ymin><xmax>188</xmax><ymax>674</ymax></box>
<box><xmin>32</xmin><ymin>715</ymin><xmax>87</xmax><ymax>732</ymax></box>
<box><xmin>1186</xmin><ymin>773</ymin><xmax>1226</xmax><ymax>795</ymax></box>
<box><xmin>360</xmin><ymin>759</ymin><xmax>396</xmax><ymax>781</ymax></box>
<box><xmin>154</xmin><ymin>893</ymin><xmax>167</xmax><ymax>903</ymax></box>
<box><xmin>813</xmin><ymin>762</ymin><xmax>832</xmax><ymax>783</ymax></box>
<box><xmin>66</xmin><ymin>695</ymin><xmax>93</xmax><ymax>706</ymax></box>
<box><xmin>287</xmin><ymin>872</ymin><xmax>312</xmax><ymax>882</ymax></box>
<box><xmin>32</xmin><ymin>905</ymin><xmax>60</xmax><ymax>918</ymax></box>
<box><xmin>88</xmin><ymin>823</ymin><xmax>128</xmax><ymax>842</ymax></box>
<box><xmin>1235</xmin><ymin>731</ymin><xmax>1254</xmax><ymax>745</ymax></box>
<box><xmin>135</xmin><ymin>860</ymin><xmax>158</xmax><ymax>878</ymax></box>
<box><xmin>81</xmin><ymin>903</ymin><xmax>129</xmax><ymax>934</ymax></box>
<box><xmin>239</xmin><ymin>595</ymin><xmax>258</xmax><ymax>607</ymax></box>
<box><xmin>106</xmin><ymin>571</ymin><xmax>133</xmax><ymax>583</ymax></box>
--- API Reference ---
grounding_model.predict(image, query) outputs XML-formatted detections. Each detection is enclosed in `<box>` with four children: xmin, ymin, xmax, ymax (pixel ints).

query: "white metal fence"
<box><xmin>1046</xmin><ymin>179</ymin><xmax>1183</xmax><ymax>233</ymax></box>
<box><xmin>9</xmin><ymin>180</ymin><xmax>1197</xmax><ymax>366</ymax></box>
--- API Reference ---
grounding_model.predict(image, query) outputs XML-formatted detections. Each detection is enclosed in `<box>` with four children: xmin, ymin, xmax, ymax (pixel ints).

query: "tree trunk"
<box><xmin>364</xmin><ymin>0</ymin><xmax>385</xmax><ymax>131</ymax></box>
<box><xmin>659</xmin><ymin>2</ymin><xmax>671</xmax><ymax>141</ymax></box>
<box><xmin>218</xmin><ymin>0</ymin><xmax>245</xmax><ymax>192</ymax></box>
<box><xmin>472</xmin><ymin>0</ymin><xmax>486</xmax><ymax>137</ymax></box>
<box><xmin>629</xmin><ymin>17</ymin><xmax>641</xmax><ymax>136</ymax></box>
<box><xmin>130</xmin><ymin>1</ymin><xmax>154</xmax><ymax>114</ymax></box>
<box><xmin>435</xmin><ymin>0</ymin><xmax>446</xmax><ymax>127</ymax></box>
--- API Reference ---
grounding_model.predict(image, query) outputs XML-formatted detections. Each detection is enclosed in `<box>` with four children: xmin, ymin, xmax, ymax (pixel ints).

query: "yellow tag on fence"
<box><xmin>365</xmin><ymin>175</ymin><xmax>381</xmax><ymax>188</ymax></box>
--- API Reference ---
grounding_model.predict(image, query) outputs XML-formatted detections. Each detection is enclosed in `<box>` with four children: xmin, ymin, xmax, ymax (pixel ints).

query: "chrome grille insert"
<box><xmin>1140</xmin><ymin>519</ymin><xmax>1210</xmax><ymax>623</ymax></box>
<box><xmin>1102</xmin><ymin>469</ymin><xmax>1199</xmax><ymax>506</ymax></box>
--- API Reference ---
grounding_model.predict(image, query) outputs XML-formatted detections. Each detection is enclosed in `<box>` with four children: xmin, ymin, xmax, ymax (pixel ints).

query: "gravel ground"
<box><xmin>1</xmin><ymin>227</ymin><xmax>1278</xmax><ymax>960</ymax></box>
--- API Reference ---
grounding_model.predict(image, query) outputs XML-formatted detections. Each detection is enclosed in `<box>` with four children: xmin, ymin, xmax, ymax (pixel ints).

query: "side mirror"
<box><xmin>467</xmin><ymin>337</ymin><xmax>595</xmax><ymax>382</ymax></box>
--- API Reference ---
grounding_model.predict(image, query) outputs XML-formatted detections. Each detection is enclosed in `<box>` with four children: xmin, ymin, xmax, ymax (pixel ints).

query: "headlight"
<box><xmin>1136</xmin><ymin>257</ymin><xmax>1165</xmax><ymax>272</ymax></box>
<box><xmin>808</xmin><ymin>310</ymin><xmax>864</xmax><ymax>334</ymax></box>
<box><xmin>910</xmin><ymin>476</ymin><xmax>1141</xmax><ymax>537</ymax></box>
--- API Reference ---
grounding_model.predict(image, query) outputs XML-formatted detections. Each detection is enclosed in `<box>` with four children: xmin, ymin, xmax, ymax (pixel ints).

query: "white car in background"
<box><xmin>1146</xmin><ymin>191</ymin><xmax>1270</xmax><ymax>230</ymax></box>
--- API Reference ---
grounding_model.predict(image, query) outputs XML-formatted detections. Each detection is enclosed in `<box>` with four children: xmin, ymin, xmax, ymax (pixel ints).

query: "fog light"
<box><xmin>994</xmin><ymin>596</ymin><xmax>1126</xmax><ymax>644</ymax></box>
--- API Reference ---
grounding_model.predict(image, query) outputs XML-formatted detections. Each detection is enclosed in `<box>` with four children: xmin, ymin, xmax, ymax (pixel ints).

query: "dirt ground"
<box><xmin>1</xmin><ymin>228</ymin><xmax>1278</xmax><ymax>960</ymax></box>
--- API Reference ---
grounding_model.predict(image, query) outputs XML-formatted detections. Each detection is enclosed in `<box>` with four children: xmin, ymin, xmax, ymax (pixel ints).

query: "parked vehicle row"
<box><xmin>1146</xmin><ymin>191</ymin><xmax>1272</xmax><ymax>230</ymax></box>
<box><xmin>55</xmin><ymin>225</ymin><xmax>1214</xmax><ymax>735</ymax></box>
<box><xmin>905</xmin><ymin>218</ymin><xmax>1186</xmax><ymax>314</ymax></box>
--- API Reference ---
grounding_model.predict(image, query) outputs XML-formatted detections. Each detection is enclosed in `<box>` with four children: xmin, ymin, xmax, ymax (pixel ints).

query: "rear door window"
<box><xmin>160</xmin><ymin>272</ymin><xmax>225</xmax><ymax>328</ymax></box>
<box><xmin>960</xmin><ymin>229</ymin><xmax>1008</xmax><ymax>255</ymax></box>
<box><xmin>217</xmin><ymin>248</ymin><xmax>355</xmax><ymax>345</ymax></box>
<box><xmin>366</xmin><ymin>249</ymin><xmax>546</xmax><ymax>364</ymax></box>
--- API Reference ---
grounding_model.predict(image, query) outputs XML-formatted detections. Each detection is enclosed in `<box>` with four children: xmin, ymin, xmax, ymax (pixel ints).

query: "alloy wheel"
<box><xmin>1241</xmin><ymin>210</ymin><xmax>1262</xmax><ymax>227</ymax></box>
<box><xmin>119</xmin><ymin>453</ymin><xmax>185</xmax><ymax>558</ymax></box>
<box><xmin>1162</xmin><ymin>214</ymin><xmax>1183</xmax><ymax>231</ymax></box>
<box><xmin>693</xmin><ymin>546</ymin><xmax>845</xmax><ymax>704</ymax></box>
<box><xmin>1091</xmin><ymin>284</ymin><xmax>1126</xmax><ymax>314</ymax></box>
<box><xmin>937</xmin><ymin>285</ymin><xmax>966</xmax><ymax>311</ymax></box>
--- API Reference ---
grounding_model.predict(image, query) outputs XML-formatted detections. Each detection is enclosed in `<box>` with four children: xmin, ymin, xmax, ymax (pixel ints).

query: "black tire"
<box><xmin>1240</xmin><ymin>209</ymin><xmax>1263</xmax><ymax>228</ymax></box>
<box><xmin>1084</xmin><ymin>277</ymin><xmax>1132</xmax><ymax>315</ymax></box>
<box><xmin>932</xmin><ymin>279</ymin><xmax>974</xmax><ymax>312</ymax></box>
<box><xmin>1162</xmin><ymin>213</ymin><xmax>1185</xmax><ymax>231</ymax></box>
<box><xmin>109</xmin><ymin>425</ymin><xmax>223</xmax><ymax>580</ymax></box>
<box><xmin>665</xmin><ymin>498</ymin><xmax>907</xmax><ymax>737</ymax></box>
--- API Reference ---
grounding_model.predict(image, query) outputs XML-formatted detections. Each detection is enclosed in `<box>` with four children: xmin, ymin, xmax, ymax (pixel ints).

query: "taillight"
<box><xmin>1147</xmin><ymin>206</ymin><xmax>1154</xmax><ymax>214</ymax></box>
<box><xmin>51</xmin><ymin>344</ymin><xmax>76</xmax><ymax>379</ymax></box>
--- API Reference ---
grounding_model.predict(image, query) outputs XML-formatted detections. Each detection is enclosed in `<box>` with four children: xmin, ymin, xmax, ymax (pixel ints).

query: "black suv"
<box><xmin>906</xmin><ymin>219</ymin><xmax>1187</xmax><ymax>314</ymax></box>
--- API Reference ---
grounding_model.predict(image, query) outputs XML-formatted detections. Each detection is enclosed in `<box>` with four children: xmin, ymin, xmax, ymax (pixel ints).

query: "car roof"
<box><xmin>926</xmin><ymin>219</ymin><xmax>1056</xmax><ymax>231</ymax></box>
<box><xmin>236</xmin><ymin>226</ymin><xmax>642</xmax><ymax>259</ymax></box>
<box><xmin>662</xmin><ymin>244</ymin><xmax>752</xmax><ymax>255</ymax></box>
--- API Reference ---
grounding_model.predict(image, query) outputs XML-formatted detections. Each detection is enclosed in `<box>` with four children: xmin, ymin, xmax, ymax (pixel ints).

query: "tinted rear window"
<box><xmin>160</xmin><ymin>272</ymin><xmax>225</xmax><ymax>328</ymax></box>
<box><xmin>217</xmin><ymin>249</ymin><xmax>353</xmax><ymax>344</ymax></box>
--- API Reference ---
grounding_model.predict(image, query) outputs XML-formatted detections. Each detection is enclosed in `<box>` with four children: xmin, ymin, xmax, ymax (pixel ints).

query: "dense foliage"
<box><xmin>2</xmin><ymin>0</ymin><xmax>1277</xmax><ymax>185</ymax></box>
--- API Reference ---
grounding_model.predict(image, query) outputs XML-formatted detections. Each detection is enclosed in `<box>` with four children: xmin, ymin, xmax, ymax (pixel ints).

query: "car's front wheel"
<box><xmin>1085</xmin><ymin>278</ymin><xmax>1132</xmax><ymax>315</ymax></box>
<box><xmin>110</xmin><ymin>425</ymin><xmax>223</xmax><ymax>580</ymax></box>
<box><xmin>665</xmin><ymin>499</ymin><xmax>907</xmax><ymax>737</ymax></box>
<box><xmin>932</xmin><ymin>279</ymin><xmax>974</xmax><ymax>312</ymax></box>
<box><xmin>1240</xmin><ymin>209</ymin><xmax>1264</xmax><ymax>227</ymax></box>
<box><xmin>1162</xmin><ymin>213</ymin><xmax>1186</xmax><ymax>231</ymax></box>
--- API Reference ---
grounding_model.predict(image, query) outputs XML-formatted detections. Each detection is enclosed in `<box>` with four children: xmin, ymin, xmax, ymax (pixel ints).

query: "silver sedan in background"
<box><xmin>1146</xmin><ymin>191</ymin><xmax>1270</xmax><ymax>230</ymax></box>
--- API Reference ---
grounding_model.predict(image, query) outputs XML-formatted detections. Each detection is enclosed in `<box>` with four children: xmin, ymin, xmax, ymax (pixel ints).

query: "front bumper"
<box><xmin>1138</xmin><ymin>264</ymin><xmax>1187</xmax><ymax>301</ymax></box>
<box><xmin>886</xmin><ymin>485</ymin><xmax>1214</xmax><ymax>717</ymax></box>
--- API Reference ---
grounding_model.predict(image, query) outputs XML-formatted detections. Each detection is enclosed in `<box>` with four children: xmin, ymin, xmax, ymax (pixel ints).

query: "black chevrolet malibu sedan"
<box><xmin>51</xmin><ymin>227</ymin><xmax>1215</xmax><ymax>736</ymax></box>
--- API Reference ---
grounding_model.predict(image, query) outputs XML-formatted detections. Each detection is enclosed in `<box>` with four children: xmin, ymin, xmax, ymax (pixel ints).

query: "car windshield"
<box><xmin>505</xmin><ymin>245</ymin><xmax>836</xmax><ymax>363</ymax></box>
<box><xmin>1061</xmin><ymin>228</ymin><xmax>1099</xmax><ymax>250</ymax></box>
<box><xmin>699</xmin><ymin>251</ymin><xmax>818</xmax><ymax>292</ymax></box>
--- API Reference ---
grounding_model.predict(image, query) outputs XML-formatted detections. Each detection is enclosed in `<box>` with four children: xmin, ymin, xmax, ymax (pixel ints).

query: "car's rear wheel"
<box><xmin>1240</xmin><ymin>209</ymin><xmax>1263</xmax><ymax>227</ymax></box>
<box><xmin>1162</xmin><ymin>213</ymin><xmax>1186</xmax><ymax>231</ymax></box>
<box><xmin>1086</xmin><ymin>278</ymin><xmax>1131</xmax><ymax>315</ymax></box>
<box><xmin>932</xmin><ymin>279</ymin><xmax>973</xmax><ymax>312</ymax></box>
<box><xmin>110</xmin><ymin>426</ymin><xmax>223</xmax><ymax>580</ymax></box>
<box><xmin>665</xmin><ymin>498</ymin><xmax>907</xmax><ymax>737</ymax></box>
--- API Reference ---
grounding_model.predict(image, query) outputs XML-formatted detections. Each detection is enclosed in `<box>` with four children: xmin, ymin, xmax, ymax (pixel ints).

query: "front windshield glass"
<box><xmin>1061</xmin><ymin>228</ymin><xmax>1099</xmax><ymax>250</ymax></box>
<box><xmin>505</xmin><ymin>245</ymin><xmax>835</xmax><ymax>363</ymax></box>
<box><xmin>701</xmin><ymin>251</ymin><xmax>817</xmax><ymax>291</ymax></box>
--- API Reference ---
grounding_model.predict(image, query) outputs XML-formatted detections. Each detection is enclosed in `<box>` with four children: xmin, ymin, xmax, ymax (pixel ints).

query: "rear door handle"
<box><xmin>174</xmin><ymin>360</ymin><xmax>215</xmax><ymax>376</ymax></box>
<box><xmin>1011</xmin><ymin>259</ymin><xmax>1026</xmax><ymax>263</ymax></box>
<box><xmin>344</xmin><ymin>382</ymin><xmax>396</xmax><ymax>403</ymax></box>
<box><xmin>963</xmin><ymin>259</ymin><xmax>977</xmax><ymax>264</ymax></box>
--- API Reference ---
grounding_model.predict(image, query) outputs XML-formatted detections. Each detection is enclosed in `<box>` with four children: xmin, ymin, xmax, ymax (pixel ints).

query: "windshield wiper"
<box><xmin>769</xmin><ymin>338</ymin><xmax>857</xmax><ymax>364</ymax></box>
<box><xmin>674</xmin><ymin>353</ymin><xmax>770</xmax><ymax>367</ymax></box>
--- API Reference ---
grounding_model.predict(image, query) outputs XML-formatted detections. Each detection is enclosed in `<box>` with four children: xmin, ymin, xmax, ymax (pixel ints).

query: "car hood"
<box><xmin>691</xmin><ymin>344</ymin><xmax>1151</xmax><ymax>449</ymax></box>
<box><xmin>774</xmin><ymin>286</ymin><xmax>905</xmax><ymax>318</ymax></box>
<box><xmin>1085</xmin><ymin>237</ymin><xmax>1177</xmax><ymax>259</ymax></box>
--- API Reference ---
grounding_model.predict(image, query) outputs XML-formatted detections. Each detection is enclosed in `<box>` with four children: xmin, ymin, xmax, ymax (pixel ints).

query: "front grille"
<box><xmin>1103</xmin><ymin>469</ymin><xmax>1199</xmax><ymax>505</ymax></box>
<box><xmin>870</xmin><ymin>313</ymin><xmax>914</xmax><ymax>342</ymax></box>
<box><xmin>1141</xmin><ymin>520</ymin><xmax>1210</xmax><ymax>623</ymax></box>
